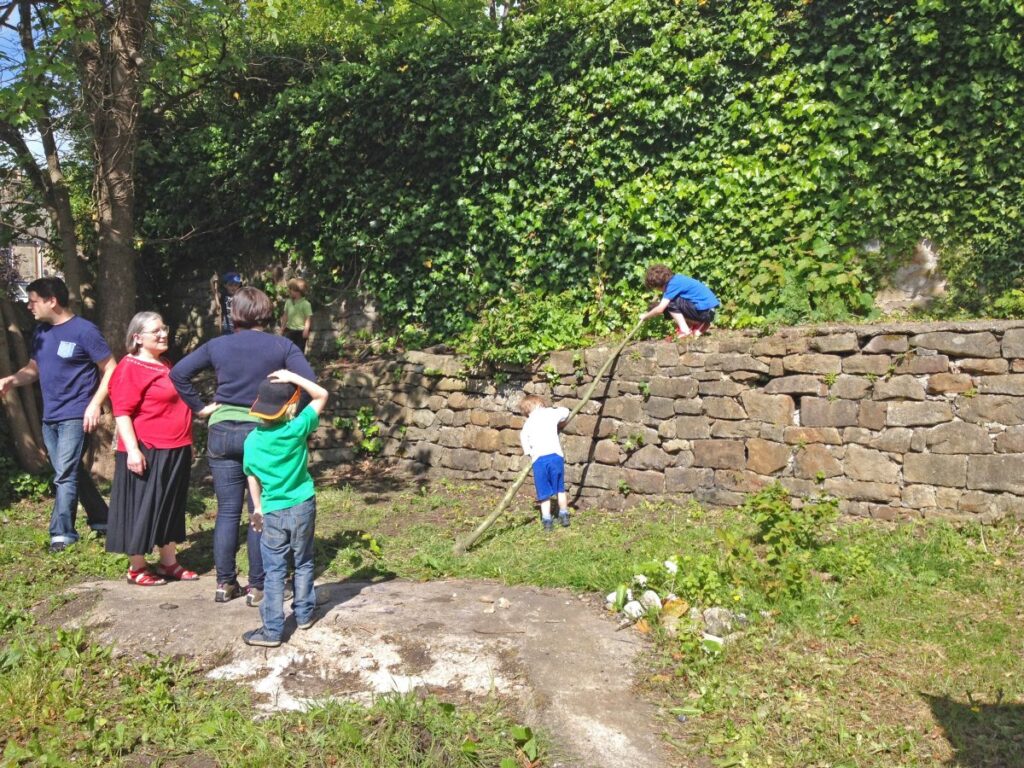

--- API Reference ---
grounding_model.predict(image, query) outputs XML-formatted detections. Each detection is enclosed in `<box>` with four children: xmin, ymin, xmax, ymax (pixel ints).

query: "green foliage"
<box><xmin>355</xmin><ymin>406</ymin><xmax>383</xmax><ymax>456</ymax></box>
<box><xmin>138</xmin><ymin>0</ymin><xmax>1024</xmax><ymax>362</ymax></box>
<box><xmin>0</xmin><ymin>455</ymin><xmax>51</xmax><ymax>506</ymax></box>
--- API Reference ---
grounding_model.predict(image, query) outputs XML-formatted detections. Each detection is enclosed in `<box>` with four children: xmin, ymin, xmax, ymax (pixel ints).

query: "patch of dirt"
<box><xmin>68</xmin><ymin>577</ymin><xmax>672</xmax><ymax>768</ymax></box>
<box><xmin>34</xmin><ymin>588</ymin><xmax>102</xmax><ymax>629</ymax></box>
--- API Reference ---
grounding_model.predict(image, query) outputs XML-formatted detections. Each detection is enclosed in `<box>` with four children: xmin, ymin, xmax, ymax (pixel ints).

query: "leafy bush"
<box><xmin>138</xmin><ymin>0</ymin><xmax>1024</xmax><ymax>363</ymax></box>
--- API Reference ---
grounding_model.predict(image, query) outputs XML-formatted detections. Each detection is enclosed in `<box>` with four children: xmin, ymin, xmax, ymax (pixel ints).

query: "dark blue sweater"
<box><xmin>170</xmin><ymin>330</ymin><xmax>316</xmax><ymax>413</ymax></box>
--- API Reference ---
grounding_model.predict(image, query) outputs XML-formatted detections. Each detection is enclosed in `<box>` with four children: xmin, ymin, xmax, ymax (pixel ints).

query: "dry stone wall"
<box><xmin>315</xmin><ymin>321</ymin><xmax>1024</xmax><ymax>520</ymax></box>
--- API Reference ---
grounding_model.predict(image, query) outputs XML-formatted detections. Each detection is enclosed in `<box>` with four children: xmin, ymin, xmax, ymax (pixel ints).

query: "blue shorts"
<box><xmin>532</xmin><ymin>454</ymin><xmax>565</xmax><ymax>501</ymax></box>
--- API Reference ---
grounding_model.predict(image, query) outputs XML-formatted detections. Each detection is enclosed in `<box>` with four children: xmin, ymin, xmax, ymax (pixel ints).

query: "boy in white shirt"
<box><xmin>519</xmin><ymin>394</ymin><xmax>571</xmax><ymax>532</ymax></box>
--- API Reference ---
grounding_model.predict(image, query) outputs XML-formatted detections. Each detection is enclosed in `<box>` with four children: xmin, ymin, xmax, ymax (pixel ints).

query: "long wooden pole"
<box><xmin>453</xmin><ymin>320</ymin><xmax>644</xmax><ymax>555</ymax></box>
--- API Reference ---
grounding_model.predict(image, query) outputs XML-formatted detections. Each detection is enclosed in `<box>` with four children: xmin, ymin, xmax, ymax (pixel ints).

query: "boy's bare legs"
<box><xmin>667</xmin><ymin>311</ymin><xmax>692</xmax><ymax>337</ymax></box>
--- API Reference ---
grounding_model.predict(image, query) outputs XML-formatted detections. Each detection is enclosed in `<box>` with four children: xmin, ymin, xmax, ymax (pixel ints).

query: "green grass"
<box><xmin>1</xmin><ymin>480</ymin><xmax>1023</xmax><ymax>767</ymax></box>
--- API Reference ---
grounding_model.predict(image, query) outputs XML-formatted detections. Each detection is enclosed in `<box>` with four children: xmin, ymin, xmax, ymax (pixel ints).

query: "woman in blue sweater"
<box><xmin>171</xmin><ymin>287</ymin><xmax>316</xmax><ymax>605</ymax></box>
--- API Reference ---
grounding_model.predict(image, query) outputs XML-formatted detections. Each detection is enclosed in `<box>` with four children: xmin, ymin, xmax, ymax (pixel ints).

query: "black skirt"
<box><xmin>106</xmin><ymin>445</ymin><xmax>191</xmax><ymax>555</ymax></box>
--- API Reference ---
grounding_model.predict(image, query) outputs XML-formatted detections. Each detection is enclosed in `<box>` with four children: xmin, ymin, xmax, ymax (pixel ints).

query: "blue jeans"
<box><xmin>207</xmin><ymin>421</ymin><xmax>264</xmax><ymax>589</ymax></box>
<box><xmin>41</xmin><ymin>419</ymin><xmax>108</xmax><ymax>545</ymax></box>
<box><xmin>259</xmin><ymin>496</ymin><xmax>316</xmax><ymax>640</ymax></box>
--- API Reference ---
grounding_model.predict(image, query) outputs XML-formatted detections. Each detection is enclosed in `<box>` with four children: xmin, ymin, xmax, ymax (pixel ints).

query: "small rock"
<box><xmin>622</xmin><ymin>600</ymin><xmax>646</xmax><ymax>620</ymax></box>
<box><xmin>605</xmin><ymin>591</ymin><xmax>618</xmax><ymax>605</ymax></box>
<box><xmin>639</xmin><ymin>590</ymin><xmax>663</xmax><ymax>612</ymax></box>
<box><xmin>703</xmin><ymin>607</ymin><xmax>735</xmax><ymax>637</ymax></box>
<box><xmin>483</xmin><ymin>605</ymin><xmax>495</xmax><ymax>614</ymax></box>
<box><xmin>701</xmin><ymin>633</ymin><xmax>724</xmax><ymax>646</ymax></box>
<box><xmin>497</xmin><ymin>598</ymin><xmax>510</xmax><ymax>609</ymax></box>
<box><xmin>478</xmin><ymin>595</ymin><xmax>495</xmax><ymax>604</ymax></box>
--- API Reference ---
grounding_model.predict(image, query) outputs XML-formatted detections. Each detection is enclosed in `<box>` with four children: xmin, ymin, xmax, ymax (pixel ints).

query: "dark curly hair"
<box><xmin>644</xmin><ymin>264</ymin><xmax>673</xmax><ymax>290</ymax></box>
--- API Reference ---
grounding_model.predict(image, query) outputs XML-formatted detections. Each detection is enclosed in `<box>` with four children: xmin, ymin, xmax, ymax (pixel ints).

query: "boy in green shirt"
<box><xmin>241</xmin><ymin>369</ymin><xmax>328</xmax><ymax>647</ymax></box>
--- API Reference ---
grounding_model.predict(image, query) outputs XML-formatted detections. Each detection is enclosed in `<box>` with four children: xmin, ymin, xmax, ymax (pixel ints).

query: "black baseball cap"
<box><xmin>249</xmin><ymin>378</ymin><xmax>300</xmax><ymax>420</ymax></box>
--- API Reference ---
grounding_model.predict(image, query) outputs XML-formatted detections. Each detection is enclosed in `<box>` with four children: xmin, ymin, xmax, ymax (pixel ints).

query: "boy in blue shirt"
<box><xmin>241</xmin><ymin>369</ymin><xmax>328</xmax><ymax>647</ymax></box>
<box><xmin>640</xmin><ymin>264</ymin><xmax>720</xmax><ymax>339</ymax></box>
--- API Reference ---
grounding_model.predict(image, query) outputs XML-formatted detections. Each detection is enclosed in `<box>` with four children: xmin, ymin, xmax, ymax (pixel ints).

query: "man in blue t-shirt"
<box><xmin>0</xmin><ymin>278</ymin><xmax>116</xmax><ymax>551</ymax></box>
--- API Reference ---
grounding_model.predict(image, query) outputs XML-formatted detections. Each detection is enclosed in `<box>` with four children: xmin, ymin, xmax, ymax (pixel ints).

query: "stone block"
<box><xmin>886</xmin><ymin>401</ymin><xmax>953</xmax><ymax>427</ymax></box>
<box><xmin>436</xmin><ymin>377</ymin><xmax>467</xmax><ymax>392</ymax></box>
<box><xmin>927</xmin><ymin>373</ymin><xmax>974</xmax><ymax>395</ymax></box>
<box><xmin>445</xmin><ymin>449</ymin><xmax>491</xmax><ymax>471</ymax></box>
<box><xmin>746</xmin><ymin>438</ymin><xmax>791</xmax><ymax>475</ymax></box>
<box><xmin>784</xmin><ymin>427</ymin><xmax>842</xmax><ymax>445</ymax></box>
<box><xmin>447</xmin><ymin>392</ymin><xmax>471</xmax><ymax>410</ymax></box>
<box><xmin>967</xmin><ymin>454</ymin><xmax>1024</xmax><ymax>494</ymax></box>
<box><xmin>873</xmin><ymin>376</ymin><xmax>926</xmax><ymax>401</ymax></box>
<box><xmin>741</xmin><ymin>391</ymin><xmax>795</xmax><ymax>424</ymax></box>
<box><xmin>894</xmin><ymin>353</ymin><xmax>950</xmax><ymax>375</ymax></box>
<box><xmin>978</xmin><ymin>375</ymin><xmax>1024</xmax><ymax>396</ymax></box>
<box><xmin>692</xmin><ymin>440</ymin><xmax>745</xmax><ymax>469</ymax></box>
<box><xmin>501</xmin><ymin>429</ymin><xmax>522</xmax><ymax>448</ymax></box>
<box><xmin>958</xmin><ymin>490</ymin><xmax>1001</xmax><ymax>516</ymax></box>
<box><xmin>923</xmin><ymin>422</ymin><xmax>993</xmax><ymax>454</ymax></box>
<box><xmin>769</xmin><ymin>358</ymin><xmax>785</xmax><ymax>378</ymax></box>
<box><xmin>903</xmin><ymin>454</ymin><xmax>967</xmax><ymax>487</ymax></box>
<box><xmin>903</xmin><ymin>485</ymin><xmax>936</xmax><ymax>509</ymax></box>
<box><xmin>695</xmin><ymin>488</ymin><xmax>747</xmax><ymax>507</ymax></box>
<box><xmin>644</xmin><ymin>396</ymin><xmax>676</xmax><ymax>420</ymax></box>
<box><xmin>698</xmin><ymin>378</ymin><xmax>744</xmax><ymax>397</ymax></box>
<box><xmin>959</xmin><ymin>358</ymin><xmax>1009</xmax><ymax>375</ymax></box>
<box><xmin>647</xmin><ymin>376</ymin><xmax>698</xmax><ymax>399</ymax></box>
<box><xmin>464</xmin><ymin>426</ymin><xmax>502</xmax><ymax>452</ymax></box>
<box><xmin>862</xmin><ymin>334</ymin><xmax>909</xmax><ymax>354</ymax></box>
<box><xmin>613</xmin><ymin>424</ymin><xmax>659</xmax><ymax>447</ymax></box>
<box><xmin>562</xmin><ymin>435</ymin><xmax>592</xmax><ymax>464</ymax></box>
<box><xmin>824</xmin><ymin>478</ymin><xmax>900</xmax><ymax>502</ymax></box>
<box><xmin>665</xmin><ymin>466</ymin><xmax>714</xmax><ymax>492</ymax></box>
<box><xmin>675</xmin><ymin>416</ymin><xmax>713</xmax><ymax>439</ymax></box>
<box><xmin>661</xmin><ymin>440</ymin><xmax>691</xmax><ymax>455</ymax></box>
<box><xmin>711</xmin><ymin>420</ymin><xmax>761</xmax><ymax>439</ymax></box>
<box><xmin>411</xmin><ymin>409</ymin><xmax>436</xmax><ymax>429</ymax></box>
<box><xmin>844</xmin><ymin>444</ymin><xmax>899</xmax><ymax>483</ymax></box>
<box><xmin>703</xmin><ymin>397</ymin><xmax>747</xmax><ymax>420</ymax></box>
<box><xmin>625</xmin><ymin>444</ymin><xmax>673</xmax><ymax>471</ymax></box>
<box><xmin>760</xmin><ymin>424</ymin><xmax>786</xmax><ymax>442</ymax></box>
<box><xmin>809</xmin><ymin>333</ymin><xmax>859</xmax><ymax>353</ymax></box>
<box><xmin>584</xmin><ymin>347</ymin><xmax>614</xmax><ymax>376</ymax></box>
<box><xmin>794</xmin><ymin>444</ymin><xmax>842</xmax><ymax>479</ymax></box>
<box><xmin>657</xmin><ymin>420</ymin><xmax>677</xmax><ymax>439</ymax></box>
<box><xmin>869</xmin><ymin>505</ymin><xmax>911</xmax><ymax>522</ymax></box>
<box><xmin>729</xmin><ymin>370</ymin><xmax>765</xmax><ymax>384</ymax></box>
<box><xmin>783</xmin><ymin>353</ymin><xmax>842</xmax><ymax>375</ymax></box>
<box><xmin>843</xmin><ymin>355</ymin><xmax>892</xmax><ymax>375</ymax></box>
<box><xmin>469</xmin><ymin>410</ymin><xmax>490</xmax><ymax>427</ymax></box>
<box><xmin>801</xmin><ymin>397</ymin><xmax>859</xmax><ymax>427</ymax></box>
<box><xmin>1002</xmin><ymin>328</ymin><xmax>1024</xmax><ymax>358</ymax></box>
<box><xmin>1014</xmin><ymin>360</ymin><xmax>1024</xmax><ymax>372</ymax></box>
<box><xmin>830</xmin><ymin>375</ymin><xmax>872</xmax><ymax>400</ymax></box>
<box><xmin>544</xmin><ymin>350</ymin><xmax>577</xmax><ymax>375</ymax></box>
<box><xmin>912</xmin><ymin>331</ymin><xmax>1000</xmax><ymax>358</ymax></box>
<box><xmin>995</xmin><ymin>426</ymin><xmax>1024</xmax><ymax>453</ymax></box>
<box><xmin>604</xmin><ymin>396</ymin><xmax>644</xmax><ymax>422</ymax></box>
<box><xmin>860</xmin><ymin>427</ymin><xmax>912</xmax><ymax>454</ymax></box>
<box><xmin>859</xmin><ymin>401</ymin><xmax>888</xmax><ymax>430</ymax></box>
<box><xmin>436</xmin><ymin>408</ymin><xmax>456</xmax><ymax>426</ymax></box>
<box><xmin>621</xmin><ymin>469</ymin><xmax>666</xmax><ymax>494</ymax></box>
<box><xmin>764</xmin><ymin>375</ymin><xmax>827</xmax><ymax>396</ymax></box>
<box><xmin>438</xmin><ymin>426</ymin><xmax>464</xmax><ymax>448</ymax></box>
<box><xmin>956</xmin><ymin>395</ymin><xmax>1024</xmax><ymax>426</ymax></box>
<box><xmin>752</xmin><ymin>335</ymin><xmax>809</xmax><ymax>356</ymax></box>
<box><xmin>674</xmin><ymin>399</ymin><xmax>704</xmax><ymax>415</ymax></box>
<box><xmin>705</xmin><ymin>353</ymin><xmax>769</xmax><ymax>374</ymax></box>
<box><xmin>617</xmin><ymin>355</ymin><xmax>659</xmax><ymax>379</ymax></box>
<box><xmin>715</xmin><ymin>469</ymin><xmax>771</xmax><ymax>493</ymax></box>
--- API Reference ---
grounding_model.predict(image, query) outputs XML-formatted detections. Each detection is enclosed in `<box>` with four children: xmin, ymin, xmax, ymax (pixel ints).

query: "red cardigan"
<box><xmin>109</xmin><ymin>356</ymin><xmax>193</xmax><ymax>451</ymax></box>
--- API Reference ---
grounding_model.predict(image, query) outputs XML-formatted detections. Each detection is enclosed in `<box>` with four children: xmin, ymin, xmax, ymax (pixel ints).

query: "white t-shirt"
<box><xmin>520</xmin><ymin>406</ymin><xmax>570</xmax><ymax>461</ymax></box>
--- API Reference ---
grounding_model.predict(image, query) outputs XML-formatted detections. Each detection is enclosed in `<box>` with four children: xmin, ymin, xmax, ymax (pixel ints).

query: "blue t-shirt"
<box><xmin>663</xmin><ymin>274</ymin><xmax>720</xmax><ymax>311</ymax></box>
<box><xmin>31</xmin><ymin>315</ymin><xmax>112</xmax><ymax>422</ymax></box>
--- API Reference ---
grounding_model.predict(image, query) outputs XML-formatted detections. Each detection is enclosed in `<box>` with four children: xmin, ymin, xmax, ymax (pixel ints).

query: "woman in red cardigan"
<box><xmin>106</xmin><ymin>311</ymin><xmax>197</xmax><ymax>586</ymax></box>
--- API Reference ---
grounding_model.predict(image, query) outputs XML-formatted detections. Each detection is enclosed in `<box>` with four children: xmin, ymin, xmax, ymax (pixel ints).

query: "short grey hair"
<box><xmin>125</xmin><ymin>311</ymin><xmax>164</xmax><ymax>354</ymax></box>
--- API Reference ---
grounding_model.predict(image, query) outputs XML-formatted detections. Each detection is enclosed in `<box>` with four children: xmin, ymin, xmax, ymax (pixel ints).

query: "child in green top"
<box><xmin>280</xmin><ymin>278</ymin><xmax>313</xmax><ymax>354</ymax></box>
<box><xmin>241</xmin><ymin>369</ymin><xmax>328</xmax><ymax>647</ymax></box>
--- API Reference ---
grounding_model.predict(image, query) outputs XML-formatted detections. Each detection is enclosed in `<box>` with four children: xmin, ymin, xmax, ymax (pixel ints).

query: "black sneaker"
<box><xmin>297</xmin><ymin>616</ymin><xmax>316</xmax><ymax>630</ymax></box>
<box><xmin>559</xmin><ymin>512</ymin><xmax>570</xmax><ymax>528</ymax></box>
<box><xmin>215</xmin><ymin>582</ymin><xmax>245</xmax><ymax>603</ymax></box>
<box><xmin>542</xmin><ymin>519</ymin><xmax>554</xmax><ymax>532</ymax></box>
<box><xmin>242</xmin><ymin>628</ymin><xmax>281</xmax><ymax>648</ymax></box>
<box><xmin>246</xmin><ymin>587</ymin><xmax>264</xmax><ymax>607</ymax></box>
<box><xmin>49</xmin><ymin>541</ymin><xmax>68</xmax><ymax>554</ymax></box>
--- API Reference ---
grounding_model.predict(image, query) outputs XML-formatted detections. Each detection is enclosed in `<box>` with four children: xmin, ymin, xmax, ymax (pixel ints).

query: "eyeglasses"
<box><xmin>139</xmin><ymin>327</ymin><xmax>170</xmax><ymax>336</ymax></box>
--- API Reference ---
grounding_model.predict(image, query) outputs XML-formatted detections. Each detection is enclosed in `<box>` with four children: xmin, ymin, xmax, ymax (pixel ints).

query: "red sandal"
<box><xmin>127</xmin><ymin>567</ymin><xmax>166</xmax><ymax>587</ymax></box>
<box><xmin>155</xmin><ymin>562</ymin><xmax>199</xmax><ymax>581</ymax></box>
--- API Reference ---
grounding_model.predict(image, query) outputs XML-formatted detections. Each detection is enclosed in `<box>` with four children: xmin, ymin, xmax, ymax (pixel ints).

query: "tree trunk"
<box><xmin>80</xmin><ymin>0</ymin><xmax>152</xmax><ymax>356</ymax></box>
<box><xmin>0</xmin><ymin>317</ymin><xmax>47</xmax><ymax>473</ymax></box>
<box><xmin>0</xmin><ymin>297</ymin><xmax>44</xmax><ymax>449</ymax></box>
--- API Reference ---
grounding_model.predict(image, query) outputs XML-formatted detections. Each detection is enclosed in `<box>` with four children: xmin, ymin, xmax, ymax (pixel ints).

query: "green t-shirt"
<box><xmin>242</xmin><ymin>406</ymin><xmax>319</xmax><ymax>513</ymax></box>
<box><xmin>283</xmin><ymin>297</ymin><xmax>313</xmax><ymax>331</ymax></box>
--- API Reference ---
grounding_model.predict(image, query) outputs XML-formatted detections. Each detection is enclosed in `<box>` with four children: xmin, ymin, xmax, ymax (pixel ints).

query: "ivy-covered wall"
<box><xmin>139</xmin><ymin>0</ymin><xmax>1024</xmax><ymax>363</ymax></box>
<box><xmin>316</xmin><ymin>321</ymin><xmax>1024</xmax><ymax>521</ymax></box>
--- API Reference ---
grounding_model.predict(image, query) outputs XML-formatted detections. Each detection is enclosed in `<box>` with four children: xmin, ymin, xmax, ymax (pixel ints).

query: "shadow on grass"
<box><xmin>923</xmin><ymin>693</ymin><xmax>1024</xmax><ymax>767</ymax></box>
